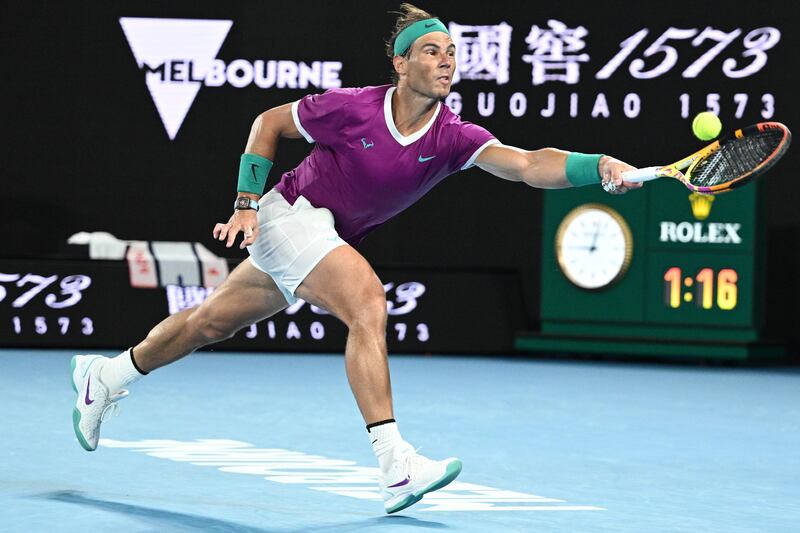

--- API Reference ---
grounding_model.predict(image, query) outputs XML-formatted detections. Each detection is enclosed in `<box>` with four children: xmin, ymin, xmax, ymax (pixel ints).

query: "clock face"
<box><xmin>555</xmin><ymin>204</ymin><xmax>633</xmax><ymax>289</ymax></box>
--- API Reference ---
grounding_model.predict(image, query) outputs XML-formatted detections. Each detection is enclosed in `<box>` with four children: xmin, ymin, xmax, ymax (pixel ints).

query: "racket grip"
<box><xmin>621</xmin><ymin>167</ymin><xmax>661</xmax><ymax>183</ymax></box>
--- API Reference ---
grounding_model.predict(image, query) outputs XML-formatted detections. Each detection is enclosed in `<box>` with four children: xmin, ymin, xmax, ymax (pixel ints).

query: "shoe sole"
<box><xmin>70</xmin><ymin>355</ymin><xmax>96</xmax><ymax>452</ymax></box>
<box><xmin>385</xmin><ymin>458</ymin><xmax>462</xmax><ymax>514</ymax></box>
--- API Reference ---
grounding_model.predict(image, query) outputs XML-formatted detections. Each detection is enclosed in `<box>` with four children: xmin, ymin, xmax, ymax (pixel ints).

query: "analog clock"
<box><xmin>555</xmin><ymin>203</ymin><xmax>633</xmax><ymax>289</ymax></box>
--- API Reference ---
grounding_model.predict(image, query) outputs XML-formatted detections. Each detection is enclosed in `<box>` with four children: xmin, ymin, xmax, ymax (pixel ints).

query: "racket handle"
<box><xmin>621</xmin><ymin>166</ymin><xmax>661</xmax><ymax>183</ymax></box>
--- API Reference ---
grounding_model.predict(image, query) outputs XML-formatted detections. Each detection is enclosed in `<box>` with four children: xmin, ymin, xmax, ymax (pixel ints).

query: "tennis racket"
<box><xmin>622</xmin><ymin>122</ymin><xmax>791</xmax><ymax>194</ymax></box>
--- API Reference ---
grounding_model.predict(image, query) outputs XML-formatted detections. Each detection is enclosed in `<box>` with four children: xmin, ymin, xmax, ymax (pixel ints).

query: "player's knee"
<box><xmin>188</xmin><ymin>307</ymin><xmax>238</xmax><ymax>344</ymax></box>
<box><xmin>347</xmin><ymin>290</ymin><xmax>388</xmax><ymax>333</ymax></box>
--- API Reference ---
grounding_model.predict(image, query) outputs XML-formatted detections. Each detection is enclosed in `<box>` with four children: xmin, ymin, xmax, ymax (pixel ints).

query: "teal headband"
<box><xmin>393</xmin><ymin>18</ymin><xmax>450</xmax><ymax>56</ymax></box>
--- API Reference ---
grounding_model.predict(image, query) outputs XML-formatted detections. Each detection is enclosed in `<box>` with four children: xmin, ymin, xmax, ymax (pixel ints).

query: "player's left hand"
<box><xmin>599</xmin><ymin>156</ymin><xmax>643</xmax><ymax>195</ymax></box>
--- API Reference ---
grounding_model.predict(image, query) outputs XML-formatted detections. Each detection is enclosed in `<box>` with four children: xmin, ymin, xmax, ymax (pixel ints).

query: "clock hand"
<box><xmin>589</xmin><ymin>226</ymin><xmax>600</xmax><ymax>252</ymax></box>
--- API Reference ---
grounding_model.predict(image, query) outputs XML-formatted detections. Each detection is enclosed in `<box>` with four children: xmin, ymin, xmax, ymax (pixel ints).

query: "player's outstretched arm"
<box><xmin>475</xmin><ymin>144</ymin><xmax>642</xmax><ymax>194</ymax></box>
<box><xmin>214</xmin><ymin>103</ymin><xmax>305</xmax><ymax>249</ymax></box>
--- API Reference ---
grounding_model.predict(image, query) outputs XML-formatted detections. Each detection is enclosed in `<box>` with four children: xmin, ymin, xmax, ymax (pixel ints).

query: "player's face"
<box><xmin>405</xmin><ymin>32</ymin><xmax>456</xmax><ymax>99</ymax></box>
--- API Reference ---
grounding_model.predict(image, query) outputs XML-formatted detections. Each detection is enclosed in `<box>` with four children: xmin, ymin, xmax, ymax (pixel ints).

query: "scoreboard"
<box><xmin>516</xmin><ymin>177</ymin><xmax>782</xmax><ymax>361</ymax></box>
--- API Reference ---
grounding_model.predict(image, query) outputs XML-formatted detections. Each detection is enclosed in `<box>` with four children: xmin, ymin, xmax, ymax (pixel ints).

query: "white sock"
<box><xmin>98</xmin><ymin>348</ymin><xmax>145</xmax><ymax>393</ymax></box>
<box><xmin>368</xmin><ymin>421</ymin><xmax>405</xmax><ymax>472</ymax></box>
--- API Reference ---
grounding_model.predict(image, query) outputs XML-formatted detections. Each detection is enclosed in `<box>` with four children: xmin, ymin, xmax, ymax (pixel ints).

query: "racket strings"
<box><xmin>688</xmin><ymin>130</ymin><xmax>784</xmax><ymax>186</ymax></box>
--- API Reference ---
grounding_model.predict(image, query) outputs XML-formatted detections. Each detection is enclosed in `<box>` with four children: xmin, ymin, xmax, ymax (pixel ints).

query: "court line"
<box><xmin>100</xmin><ymin>438</ymin><xmax>606</xmax><ymax>512</ymax></box>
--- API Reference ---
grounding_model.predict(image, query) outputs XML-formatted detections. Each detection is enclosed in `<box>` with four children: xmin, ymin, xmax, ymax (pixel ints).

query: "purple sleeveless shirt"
<box><xmin>275</xmin><ymin>85</ymin><xmax>498</xmax><ymax>245</ymax></box>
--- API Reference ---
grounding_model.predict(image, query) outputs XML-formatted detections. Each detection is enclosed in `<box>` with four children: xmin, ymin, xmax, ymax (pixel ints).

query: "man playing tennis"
<box><xmin>71</xmin><ymin>3</ymin><xmax>641</xmax><ymax>514</ymax></box>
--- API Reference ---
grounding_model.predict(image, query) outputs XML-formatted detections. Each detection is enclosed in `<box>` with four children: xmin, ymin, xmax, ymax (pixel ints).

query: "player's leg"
<box><xmin>295</xmin><ymin>245</ymin><xmax>462</xmax><ymax>514</ymax></box>
<box><xmin>296</xmin><ymin>245</ymin><xmax>392</xmax><ymax>424</ymax></box>
<box><xmin>133</xmin><ymin>259</ymin><xmax>288</xmax><ymax>371</ymax></box>
<box><xmin>71</xmin><ymin>259</ymin><xmax>288</xmax><ymax>451</ymax></box>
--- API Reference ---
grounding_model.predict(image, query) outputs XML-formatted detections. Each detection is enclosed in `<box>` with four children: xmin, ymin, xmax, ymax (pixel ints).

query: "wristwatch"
<box><xmin>234</xmin><ymin>197</ymin><xmax>259</xmax><ymax>211</ymax></box>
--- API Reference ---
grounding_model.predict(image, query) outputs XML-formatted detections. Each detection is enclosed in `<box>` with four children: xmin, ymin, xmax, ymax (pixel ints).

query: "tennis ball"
<box><xmin>692</xmin><ymin>111</ymin><xmax>722</xmax><ymax>141</ymax></box>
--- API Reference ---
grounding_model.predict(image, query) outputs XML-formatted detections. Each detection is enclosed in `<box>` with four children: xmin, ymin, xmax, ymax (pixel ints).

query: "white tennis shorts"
<box><xmin>247</xmin><ymin>188</ymin><xmax>347</xmax><ymax>304</ymax></box>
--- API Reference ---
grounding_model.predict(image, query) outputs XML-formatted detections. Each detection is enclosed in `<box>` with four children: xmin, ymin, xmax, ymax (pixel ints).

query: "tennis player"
<box><xmin>71</xmin><ymin>3</ymin><xmax>641</xmax><ymax>514</ymax></box>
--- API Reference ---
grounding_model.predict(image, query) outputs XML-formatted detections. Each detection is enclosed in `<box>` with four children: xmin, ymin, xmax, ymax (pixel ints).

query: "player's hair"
<box><xmin>385</xmin><ymin>3</ymin><xmax>437</xmax><ymax>83</ymax></box>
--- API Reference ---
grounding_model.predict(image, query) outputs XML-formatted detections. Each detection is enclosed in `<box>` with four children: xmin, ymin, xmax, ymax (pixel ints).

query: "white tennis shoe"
<box><xmin>71</xmin><ymin>354</ymin><xmax>128</xmax><ymax>451</ymax></box>
<box><xmin>380</xmin><ymin>442</ymin><xmax>462</xmax><ymax>514</ymax></box>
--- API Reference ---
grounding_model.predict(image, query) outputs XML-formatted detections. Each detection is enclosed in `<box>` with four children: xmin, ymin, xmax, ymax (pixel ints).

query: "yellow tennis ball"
<box><xmin>692</xmin><ymin>112</ymin><xmax>722</xmax><ymax>141</ymax></box>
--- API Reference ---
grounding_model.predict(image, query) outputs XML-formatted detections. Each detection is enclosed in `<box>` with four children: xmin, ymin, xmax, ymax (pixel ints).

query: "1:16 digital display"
<box><xmin>663</xmin><ymin>267</ymin><xmax>738</xmax><ymax>310</ymax></box>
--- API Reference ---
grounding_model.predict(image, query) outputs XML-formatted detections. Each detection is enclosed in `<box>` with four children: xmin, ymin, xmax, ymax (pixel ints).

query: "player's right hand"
<box><xmin>213</xmin><ymin>209</ymin><xmax>260</xmax><ymax>249</ymax></box>
<box><xmin>600</xmin><ymin>155</ymin><xmax>643</xmax><ymax>194</ymax></box>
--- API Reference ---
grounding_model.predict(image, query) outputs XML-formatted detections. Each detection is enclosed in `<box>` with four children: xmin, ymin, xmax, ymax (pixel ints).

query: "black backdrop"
<box><xmin>4</xmin><ymin>0</ymin><xmax>799</xmax><ymax>339</ymax></box>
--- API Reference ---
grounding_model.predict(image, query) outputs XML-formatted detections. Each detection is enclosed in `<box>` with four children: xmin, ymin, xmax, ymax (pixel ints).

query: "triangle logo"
<box><xmin>119</xmin><ymin>17</ymin><xmax>233</xmax><ymax>140</ymax></box>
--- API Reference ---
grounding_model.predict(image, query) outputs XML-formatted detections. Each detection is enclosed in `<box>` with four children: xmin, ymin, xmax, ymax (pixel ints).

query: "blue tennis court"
<box><xmin>2</xmin><ymin>348</ymin><xmax>798</xmax><ymax>532</ymax></box>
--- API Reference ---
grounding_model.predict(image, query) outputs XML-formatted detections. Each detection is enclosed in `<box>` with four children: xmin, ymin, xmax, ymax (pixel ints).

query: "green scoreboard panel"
<box><xmin>516</xmin><ymin>180</ymin><xmax>783</xmax><ymax>361</ymax></box>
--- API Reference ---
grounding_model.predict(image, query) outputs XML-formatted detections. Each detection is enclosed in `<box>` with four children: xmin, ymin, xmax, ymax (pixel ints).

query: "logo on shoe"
<box><xmin>388</xmin><ymin>475</ymin><xmax>411</xmax><ymax>488</ymax></box>
<box><xmin>84</xmin><ymin>376</ymin><xmax>95</xmax><ymax>405</ymax></box>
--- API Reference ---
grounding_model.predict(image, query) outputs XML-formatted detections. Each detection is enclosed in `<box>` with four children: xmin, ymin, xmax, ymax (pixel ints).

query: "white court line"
<box><xmin>101</xmin><ymin>438</ymin><xmax>606</xmax><ymax>512</ymax></box>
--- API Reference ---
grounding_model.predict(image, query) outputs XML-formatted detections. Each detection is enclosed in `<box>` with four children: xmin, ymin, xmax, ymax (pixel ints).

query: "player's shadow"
<box><xmin>371</xmin><ymin>515</ymin><xmax>449</xmax><ymax>529</ymax></box>
<box><xmin>35</xmin><ymin>490</ymin><xmax>277</xmax><ymax>532</ymax></box>
<box><xmin>35</xmin><ymin>490</ymin><xmax>449</xmax><ymax>532</ymax></box>
<box><xmin>300</xmin><ymin>515</ymin><xmax>449</xmax><ymax>532</ymax></box>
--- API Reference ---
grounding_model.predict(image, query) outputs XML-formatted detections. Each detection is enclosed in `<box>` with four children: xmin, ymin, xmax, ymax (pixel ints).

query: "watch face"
<box><xmin>237</xmin><ymin>198</ymin><xmax>251</xmax><ymax>209</ymax></box>
<box><xmin>555</xmin><ymin>204</ymin><xmax>633</xmax><ymax>289</ymax></box>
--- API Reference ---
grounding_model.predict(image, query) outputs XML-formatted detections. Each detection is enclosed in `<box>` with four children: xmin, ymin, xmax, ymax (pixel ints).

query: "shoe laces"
<box><xmin>396</xmin><ymin>444</ymin><xmax>428</xmax><ymax>475</ymax></box>
<box><xmin>100</xmin><ymin>389</ymin><xmax>129</xmax><ymax>422</ymax></box>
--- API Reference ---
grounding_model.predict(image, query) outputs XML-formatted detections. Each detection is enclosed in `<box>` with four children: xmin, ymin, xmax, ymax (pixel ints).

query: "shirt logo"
<box><xmin>418</xmin><ymin>154</ymin><xmax>436</xmax><ymax>163</ymax></box>
<box><xmin>361</xmin><ymin>138</ymin><xmax>374</xmax><ymax>149</ymax></box>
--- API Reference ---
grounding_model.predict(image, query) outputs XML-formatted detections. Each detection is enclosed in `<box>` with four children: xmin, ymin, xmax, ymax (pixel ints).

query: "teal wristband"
<box><xmin>565</xmin><ymin>152</ymin><xmax>604</xmax><ymax>187</ymax></box>
<box><xmin>238</xmin><ymin>153</ymin><xmax>273</xmax><ymax>195</ymax></box>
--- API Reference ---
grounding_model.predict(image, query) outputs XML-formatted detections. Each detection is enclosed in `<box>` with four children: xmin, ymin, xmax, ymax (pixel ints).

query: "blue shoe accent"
<box><xmin>386</xmin><ymin>493</ymin><xmax>423</xmax><ymax>514</ymax></box>
<box><xmin>417</xmin><ymin>459</ymin><xmax>462</xmax><ymax>497</ymax></box>
<box><xmin>385</xmin><ymin>459</ymin><xmax>462</xmax><ymax>514</ymax></box>
<box><xmin>72</xmin><ymin>407</ymin><xmax>93</xmax><ymax>451</ymax></box>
